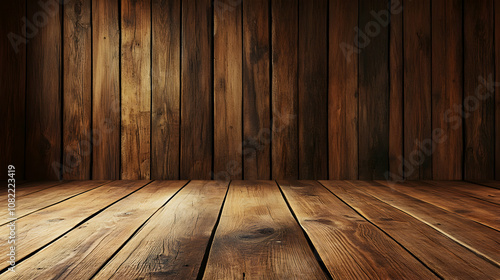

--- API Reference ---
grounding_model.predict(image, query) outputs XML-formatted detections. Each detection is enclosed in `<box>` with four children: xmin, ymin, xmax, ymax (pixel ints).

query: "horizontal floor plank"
<box><xmin>422</xmin><ymin>180</ymin><xmax>500</xmax><ymax>204</ymax></box>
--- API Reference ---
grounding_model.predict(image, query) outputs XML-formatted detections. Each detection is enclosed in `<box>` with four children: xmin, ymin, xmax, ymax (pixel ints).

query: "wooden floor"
<box><xmin>2</xmin><ymin>180</ymin><xmax>499</xmax><ymax>279</ymax></box>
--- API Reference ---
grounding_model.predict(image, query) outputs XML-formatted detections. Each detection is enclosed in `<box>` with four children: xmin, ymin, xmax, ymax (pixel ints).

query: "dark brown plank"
<box><xmin>271</xmin><ymin>0</ymin><xmax>298</xmax><ymax>179</ymax></box>
<box><xmin>151</xmin><ymin>0</ymin><xmax>181</xmax><ymax>180</ymax></box>
<box><xmin>298</xmin><ymin>0</ymin><xmax>328</xmax><ymax>179</ymax></box>
<box><xmin>242</xmin><ymin>0</ymin><xmax>271</xmax><ymax>180</ymax></box>
<box><xmin>423</xmin><ymin>180</ymin><xmax>500</xmax><ymax>205</ymax></box>
<box><xmin>496</xmin><ymin>0</ymin><xmax>500</xmax><ymax>181</ymax></box>
<box><xmin>329</xmin><ymin>0</ymin><xmax>358</xmax><ymax>179</ymax></box>
<box><xmin>204</xmin><ymin>181</ymin><xmax>328</xmax><ymax>279</ymax></box>
<box><xmin>431</xmin><ymin>0</ymin><xmax>463</xmax><ymax>180</ymax></box>
<box><xmin>403</xmin><ymin>0</ymin><xmax>432</xmax><ymax>180</ymax></box>
<box><xmin>94</xmin><ymin>181</ymin><xmax>227</xmax><ymax>279</ymax></box>
<box><xmin>26</xmin><ymin>0</ymin><xmax>62</xmax><ymax>180</ymax></box>
<box><xmin>358</xmin><ymin>0</ymin><xmax>389</xmax><ymax>180</ymax></box>
<box><xmin>464</xmin><ymin>0</ymin><xmax>495</xmax><ymax>180</ymax></box>
<box><xmin>473</xmin><ymin>181</ymin><xmax>500</xmax><ymax>190</ymax></box>
<box><xmin>181</xmin><ymin>0</ymin><xmax>213</xmax><ymax>179</ymax></box>
<box><xmin>321</xmin><ymin>181</ymin><xmax>500</xmax><ymax>279</ymax></box>
<box><xmin>121</xmin><ymin>0</ymin><xmax>151</xmax><ymax>180</ymax></box>
<box><xmin>0</xmin><ymin>0</ymin><xmax>25</xmax><ymax>180</ymax></box>
<box><xmin>63</xmin><ymin>0</ymin><xmax>92</xmax><ymax>180</ymax></box>
<box><xmin>92</xmin><ymin>0</ymin><xmax>120</xmax><ymax>180</ymax></box>
<box><xmin>279</xmin><ymin>180</ymin><xmax>437</xmax><ymax>279</ymax></box>
<box><xmin>214</xmin><ymin>0</ymin><xmax>243</xmax><ymax>180</ymax></box>
<box><xmin>6</xmin><ymin>181</ymin><xmax>187</xmax><ymax>279</ymax></box>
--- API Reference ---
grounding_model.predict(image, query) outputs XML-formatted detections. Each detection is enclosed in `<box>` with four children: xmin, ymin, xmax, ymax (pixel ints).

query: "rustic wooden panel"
<box><xmin>63</xmin><ymin>0</ymin><xmax>92</xmax><ymax>180</ymax></box>
<box><xmin>464</xmin><ymin>0</ymin><xmax>495</xmax><ymax>180</ymax></box>
<box><xmin>0</xmin><ymin>0</ymin><xmax>25</xmax><ymax>180</ymax></box>
<box><xmin>358</xmin><ymin>0</ymin><xmax>389</xmax><ymax>180</ymax></box>
<box><xmin>431</xmin><ymin>0</ymin><xmax>463</xmax><ymax>180</ymax></box>
<box><xmin>403</xmin><ymin>0</ymin><xmax>432</xmax><ymax>180</ymax></box>
<box><xmin>329</xmin><ymin>0</ymin><xmax>358</xmax><ymax>179</ymax></box>
<box><xmin>181</xmin><ymin>0</ymin><xmax>213</xmax><ymax>179</ymax></box>
<box><xmin>242</xmin><ymin>0</ymin><xmax>270</xmax><ymax>179</ymax></box>
<box><xmin>26</xmin><ymin>0</ymin><xmax>62</xmax><ymax>180</ymax></box>
<box><xmin>214</xmin><ymin>0</ymin><xmax>243</xmax><ymax>180</ymax></box>
<box><xmin>271</xmin><ymin>0</ymin><xmax>298</xmax><ymax>179</ymax></box>
<box><xmin>496</xmin><ymin>0</ymin><xmax>500</xmax><ymax>181</ymax></box>
<box><xmin>92</xmin><ymin>0</ymin><xmax>120</xmax><ymax>180</ymax></box>
<box><xmin>298</xmin><ymin>0</ymin><xmax>328</xmax><ymax>179</ymax></box>
<box><xmin>152</xmin><ymin>0</ymin><xmax>181</xmax><ymax>179</ymax></box>
<box><xmin>121</xmin><ymin>0</ymin><xmax>151</xmax><ymax>179</ymax></box>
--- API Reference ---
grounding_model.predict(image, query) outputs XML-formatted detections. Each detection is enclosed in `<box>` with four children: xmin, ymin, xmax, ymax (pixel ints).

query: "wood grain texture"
<box><xmin>92</xmin><ymin>0</ymin><xmax>120</xmax><ymax>179</ymax></box>
<box><xmin>63</xmin><ymin>0</ymin><xmax>92</xmax><ymax>180</ymax></box>
<box><xmin>403</xmin><ymin>0</ymin><xmax>432</xmax><ymax>180</ymax></box>
<box><xmin>279</xmin><ymin>180</ymin><xmax>436</xmax><ymax>279</ymax></box>
<box><xmin>26</xmin><ymin>0</ymin><xmax>62</xmax><ymax>180</ymax></box>
<box><xmin>242</xmin><ymin>0</ymin><xmax>270</xmax><ymax>180</ymax></box>
<box><xmin>298</xmin><ymin>0</ymin><xmax>328</xmax><ymax>179</ymax></box>
<box><xmin>431</xmin><ymin>0</ymin><xmax>463</xmax><ymax>180</ymax></box>
<box><xmin>358</xmin><ymin>0</ymin><xmax>389</xmax><ymax>180</ymax></box>
<box><xmin>0</xmin><ymin>0</ymin><xmax>25</xmax><ymax>180</ymax></box>
<box><xmin>121</xmin><ymin>0</ymin><xmax>151</xmax><ymax>180</ymax></box>
<box><xmin>203</xmin><ymin>181</ymin><xmax>328</xmax><ymax>279</ymax></box>
<box><xmin>271</xmin><ymin>0</ymin><xmax>298</xmax><ymax>179</ymax></box>
<box><xmin>152</xmin><ymin>0</ymin><xmax>181</xmax><ymax>179</ymax></box>
<box><xmin>496</xmin><ymin>0</ymin><xmax>500</xmax><ymax>181</ymax></box>
<box><xmin>423</xmin><ymin>180</ymin><xmax>500</xmax><ymax>205</ymax></box>
<box><xmin>464</xmin><ymin>0</ymin><xmax>495</xmax><ymax>180</ymax></box>
<box><xmin>321</xmin><ymin>180</ymin><xmax>500</xmax><ymax>279</ymax></box>
<box><xmin>181</xmin><ymin>0</ymin><xmax>213</xmax><ymax>179</ymax></box>
<box><xmin>329</xmin><ymin>0</ymin><xmax>358</xmax><ymax>179</ymax></box>
<box><xmin>95</xmin><ymin>181</ymin><xmax>227</xmax><ymax>279</ymax></box>
<box><xmin>8</xmin><ymin>181</ymin><xmax>186</xmax><ymax>280</ymax></box>
<box><xmin>214</xmin><ymin>0</ymin><xmax>243</xmax><ymax>180</ymax></box>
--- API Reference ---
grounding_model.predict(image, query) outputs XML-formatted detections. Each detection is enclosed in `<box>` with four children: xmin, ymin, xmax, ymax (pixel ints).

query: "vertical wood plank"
<box><xmin>496</xmin><ymin>0</ymin><xmax>500</xmax><ymax>180</ymax></box>
<box><xmin>0</xmin><ymin>1</ymin><xmax>25</xmax><ymax>180</ymax></box>
<box><xmin>431</xmin><ymin>0</ymin><xmax>463</xmax><ymax>180</ymax></box>
<box><xmin>214</xmin><ymin>0</ymin><xmax>243</xmax><ymax>180</ymax></box>
<box><xmin>63</xmin><ymin>0</ymin><xmax>91</xmax><ymax>180</ymax></box>
<box><xmin>181</xmin><ymin>0</ymin><xmax>213</xmax><ymax>179</ymax></box>
<box><xmin>298</xmin><ymin>0</ymin><xmax>328</xmax><ymax>179</ymax></box>
<box><xmin>151</xmin><ymin>0</ymin><xmax>180</xmax><ymax>179</ymax></box>
<box><xmin>121</xmin><ymin>0</ymin><xmax>151</xmax><ymax>179</ymax></box>
<box><xmin>271</xmin><ymin>0</ymin><xmax>298</xmax><ymax>179</ymax></box>
<box><xmin>403</xmin><ymin>0</ymin><xmax>432</xmax><ymax>180</ymax></box>
<box><xmin>464</xmin><ymin>0</ymin><xmax>495</xmax><ymax>180</ymax></box>
<box><xmin>242</xmin><ymin>0</ymin><xmax>270</xmax><ymax>179</ymax></box>
<box><xmin>26</xmin><ymin>0</ymin><xmax>62</xmax><ymax>180</ymax></box>
<box><xmin>92</xmin><ymin>0</ymin><xmax>120</xmax><ymax>179</ymax></box>
<box><xmin>358</xmin><ymin>0</ymin><xmax>389</xmax><ymax>180</ymax></box>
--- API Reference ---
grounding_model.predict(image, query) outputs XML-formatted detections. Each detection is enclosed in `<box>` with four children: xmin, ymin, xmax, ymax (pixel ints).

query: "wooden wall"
<box><xmin>1</xmin><ymin>0</ymin><xmax>499</xmax><ymax>181</ymax></box>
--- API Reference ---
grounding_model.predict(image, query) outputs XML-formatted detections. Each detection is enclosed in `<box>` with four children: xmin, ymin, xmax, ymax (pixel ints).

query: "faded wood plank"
<box><xmin>5</xmin><ymin>181</ymin><xmax>187</xmax><ymax>280</ymax></box>
<box><xmin>92</xmin><ymin>0</ymin><xmax>120</xmax><ymax>180</ymax></box>
<box><xmin>152</xmin><ymin>0</ymin><xmax>181</xmax><ymax>180</ymax></box>
<box><xmin>271</xmin><ymin>0</ymin><xmax>298</xmax><ymax>179</ymax></box>
<box><xmin>63</xmin><ymin>0</ymin><xmax>92</xmax><ymax>180</ymax></box>
<box><xmin>214</xmin><ymin>0</ymin><xmax>243</xmax><ymax>180</ymax></box>
<box><xmin>0</xmin><ymin>180</ymin><xmax>148</xmax><ymax>271</ymax></box>
<box><xmin>203</xmin><ymin>180</ymin><xmax>328</xmax><ymax>279</ymax></box>
<box><xmin>26</xmin><ymin>0</ymin><xmax>62</xmax><ymax>180</ymax></box>
<box><xmin>329</xmin><ymin>0</ymin><xmax>358</xmax><ymax>179</ymax></box>
<box><xmin>298</xmin><ymin>0</ymin><xmax>328</xmax><ymax>179</ymax></box>
<box><xmin>279</xmin><ymin>180</ymin><xmax>437</xmax><ymax>279</ymax></box>
<box><xmin>423</xmin><ymin>180</ymin><xmax>500</xmax><ymax>205</ymax></box>
<box><xmin>321</xmin><ymin>180</ymin><xmax>500</xmax><ymax>279</ymax></box>
<box><xmin>181</xmin><ymin>0</ymin><xmax>213</xmax><ymax>179</ymax></box>
<box><xmin>242</xmin><ymin>0</ymin><xmax>271</xmax><ymax>180</ymax></box>
<box><xmin>121</xmin><ymin>0</ymin><xmax>151</xmax><ymax>179</ymax></box>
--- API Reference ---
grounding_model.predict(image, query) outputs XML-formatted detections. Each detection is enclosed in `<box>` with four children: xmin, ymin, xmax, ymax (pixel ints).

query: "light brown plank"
<box><xmin>121</xmin><ymin>0</ymin><xmax>151</xmax><ymax>179</ymax></box>
<box><xmin>423</xmin><ymin>180</ymin><xmax>500</xmax><ymax>205</ymax></box>
<box><xmin>203</xmin><ymin>180</ymin><xmax>328</xmax><ymax>279</ymax></box>
<box><xmin>11</xmin><ymin>181</ymin><xmax>68</xmax><ymax>197</ymax></box>
<box><xmin>321</xmin><ymin>180</ymin><xmax>500</xmax><ymax>279</ymax></box>
<box><xmin>5</xmin><ymin>181</ymin><xmax>187</xmax><ymax>280</ymax></box>
<box><xmin>279</xmin><ymin>180</ymin><xmax>437</xmax><ymax>279</ymax></box>
<box><xmin>0</xmin><ymin>180</ymin><xmax>148</xmax><ymax>271</ymax></box>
